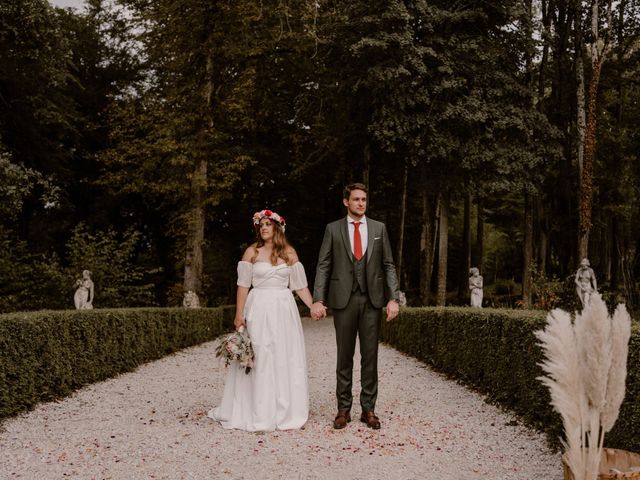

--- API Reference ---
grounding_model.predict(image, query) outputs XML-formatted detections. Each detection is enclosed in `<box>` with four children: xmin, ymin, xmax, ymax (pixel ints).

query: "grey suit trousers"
<box><xmin>333</xmin><ymin>290</ymin><xmax>381</xmax><ymax>412</ymax></box>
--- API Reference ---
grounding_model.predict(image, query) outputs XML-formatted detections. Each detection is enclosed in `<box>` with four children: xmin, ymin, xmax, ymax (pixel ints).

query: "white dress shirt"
<box><xmin>347</xmin><ymin>215</ymin><xmax>368</xmax><ymax>257</ymax></box>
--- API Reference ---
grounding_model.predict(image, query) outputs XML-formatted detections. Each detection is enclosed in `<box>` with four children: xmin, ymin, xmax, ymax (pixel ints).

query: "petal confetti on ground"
<box><xmin>0</xmin><ymin>317</ymin><xmax>561</xmax><ymax>479</ymax></box>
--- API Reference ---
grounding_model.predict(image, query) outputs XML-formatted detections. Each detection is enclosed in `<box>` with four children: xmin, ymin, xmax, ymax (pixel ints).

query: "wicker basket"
<box><xmin>563</xmin><ymin>449</ymin><xmax>640</xmax><ymax>479</ymax></box>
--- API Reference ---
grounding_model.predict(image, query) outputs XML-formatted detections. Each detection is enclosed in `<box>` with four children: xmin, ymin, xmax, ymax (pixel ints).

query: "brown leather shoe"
<box><xmin>333</xmin><ymin>410</ymin><xmax>351</xmax><ymax>429</ymax></box>
<box><xmin>360</xmin><ymin>410</ymin><xmax>381</xmax><ymax>429</ymax></box>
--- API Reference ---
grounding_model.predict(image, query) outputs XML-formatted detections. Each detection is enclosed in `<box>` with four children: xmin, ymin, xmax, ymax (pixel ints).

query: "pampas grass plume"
<box><xmin>537</xmin><ymin>295</ymin><xmax>632</xmax><ymax>480</ymax></box>
<box><xmin>535</xmin><ymin>309</ymin><xmax>586</xmax><ymax>479</ymax></box>
<box><xmin>574</xmin><ymin>294</ymin><xmax>613</xmax><ymax>478</ymax></box>
<box><xmin>575</xmin><ymin>294</ymin><xmax>612</xmax><ymax>411</ymax></box>
<box><xmin>602</xmin><ymin>304</ymin><xmax>631</xmax><ymax>432</ymax></box>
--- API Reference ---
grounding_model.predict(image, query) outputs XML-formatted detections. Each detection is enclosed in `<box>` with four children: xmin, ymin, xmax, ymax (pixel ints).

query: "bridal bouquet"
<box><xmin>215</xmin><ymin>326</ymin><xmax>254</xmax><ymax>374</ymax></box>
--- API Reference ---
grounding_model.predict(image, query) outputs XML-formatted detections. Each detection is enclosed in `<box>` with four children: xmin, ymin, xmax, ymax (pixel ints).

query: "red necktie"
<box><xmin>353</xmin><ymin>222</ymin><xmax>363</xmax><ymax>261</ymax></box>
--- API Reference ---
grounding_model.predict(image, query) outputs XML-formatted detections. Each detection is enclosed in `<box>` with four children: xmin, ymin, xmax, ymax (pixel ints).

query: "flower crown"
<box><xmin>253</xmin><ymin>209</ymin><xmax>286</xmax><ymax>231</ymax></box>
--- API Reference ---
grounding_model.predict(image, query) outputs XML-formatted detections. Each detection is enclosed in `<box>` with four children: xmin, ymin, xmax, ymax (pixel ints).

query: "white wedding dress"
<box><xmin>208</xmin><ymin>261</ymin><xmax>309</xmax><ymax>431</ymax></box>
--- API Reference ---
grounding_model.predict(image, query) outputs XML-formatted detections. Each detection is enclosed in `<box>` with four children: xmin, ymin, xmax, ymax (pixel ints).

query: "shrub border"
<box><xmin>381</xmin><ymin>307</ymin><xmax>640</xmax><ymax>451</ymax></box>
<box><xmin>0</xmin><ymin>306</ymin><xmax>235</xmax><ymax>420</ymax></box>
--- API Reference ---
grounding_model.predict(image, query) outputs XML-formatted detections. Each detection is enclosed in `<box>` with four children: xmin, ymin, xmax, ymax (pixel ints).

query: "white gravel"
<box><xmin>0</xmin><ymin>317</ymin><xmax>562</xmax><ymax>479</ymax></box>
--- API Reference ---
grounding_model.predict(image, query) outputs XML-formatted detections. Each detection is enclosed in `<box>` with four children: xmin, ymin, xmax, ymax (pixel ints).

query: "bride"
<box><xmin>208</xmin><ymin>209</ymin><xmax>323</xmax><ymax>431</ymax></box>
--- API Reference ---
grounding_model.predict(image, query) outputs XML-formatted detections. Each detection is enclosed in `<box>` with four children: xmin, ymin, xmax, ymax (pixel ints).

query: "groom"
<box><xmin>311</xmin><ymin>183</ymin><xmax>400</xmax><ymax>430</ymax></box>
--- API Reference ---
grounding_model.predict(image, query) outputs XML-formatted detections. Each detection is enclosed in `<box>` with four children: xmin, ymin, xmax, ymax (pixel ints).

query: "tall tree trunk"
<box><xmin>575</xmin><ymin>5</ymin><xmax>586</xmax><ymax>180</ymax></box>
<box><xmin>183</xmin><ymin>157</ymin><xmax>207</xmax><ymax>302</ymax></box>
<box><xmin>575</xmin><ymin>3</ymin><xmax>587</xmax><ymax>260</ymax></box>
<box><xmin>396</xmin><ymin>161</ymin><xmax>408</xmax><ymax>290</ymax></box>
<box><xmin>363</xmin><ymin>143</ymin><xmax>370</xmax><ymax>190</ymax></box>
<box><xmin>522</xmin><ymin>192</ymin><xmax>534</xmax><ymax>308</ymax></box>
<box><xmin>610</xmin><ymin>0</ymin><xmax>625</xmax><ymax>291</ymax></box>
<box><xmin>577</xmin><ymin>0</ymin><xmax>612</xmax><ymax>260</ymax></box>
<box><xmin>578</xmin><ymin>60</ymin><xmax>601</xmax><ymax>259</ymax></box>
<box><xmin>538</xmin><ymin>0</ymin><xmax>550</xmax><ymax>109</ymax></box>
<box><xmin>458</xmin><ymin>191</ymin><xmax>471</xmax><ymax>300</ymax></box>
<box><xmin>522</xmin><ymin>0</ymin><xmax>535</xmax><ymax>307</ymax></box>
<box><xmin>535</xmin><ymin>0</ymin><xmax>550</xmax><ymax>277</ymax></box>
<box><xmin>615</xmin><ymin>0</ymin><xmax>625</xmax><ymax>129</ymax></box>
<box><xmin>183</xmin><ymin>48</ymin><xmax>215</xmax><ymax>305</ymax></box>
<box><xmin>610</xmin><ymin>217</ymin><xmax>619</xmax><ymax>289</ymax></box>
<box><xmin>550</xmin><ymin>2</ymin><xmax>576</xmax><ymax>273</ymax></box>
<box><xmin>419</xmin><ymin>196</ymin><xmax>433</xmax><ymax>305</ymax></box>
<box><xmin>535</xmin><ymin>196</ymin><xmax>549</xmax><ymax>276</ymax></box>
<box><xmin>436</xmin><ymin>193</ymin><xmax>449</xmax><ymax>306</ymax></box>
<box><xmin>419</xmin><ymin>171</ymin><xmax>437</xmax><ymax>305</ymax></box>
<box><xmin>603</xmin><ymin>215</ymin><xmax>610</xmax><ymax>281</ymax></box>
<box><xmin>620</xmin><ymin>235</ymin><xmax>639</xmax><ymax>309</ymax></box>
<box><xmin>474</xmin><ymin>198</ymin><xmax>484</xmax><ymax>274</ymax></box>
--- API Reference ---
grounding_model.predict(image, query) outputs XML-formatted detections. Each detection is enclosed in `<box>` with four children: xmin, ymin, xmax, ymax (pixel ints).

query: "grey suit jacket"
<box><xmin>313</xmin><ymin>217</ymin><xmax>400</xmax><ymax>309</ymax></box>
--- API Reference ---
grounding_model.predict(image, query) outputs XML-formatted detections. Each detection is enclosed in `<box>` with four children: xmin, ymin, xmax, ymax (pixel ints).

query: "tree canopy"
<box><xmin>1</xmin><ymin>0</ymin><xmax>639</xmax><ymax>312</ymax></box>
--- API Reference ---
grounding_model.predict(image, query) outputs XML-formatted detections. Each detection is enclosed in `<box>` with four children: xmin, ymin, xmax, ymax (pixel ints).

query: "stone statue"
<box><xmin>183</xmin><ymin>290</ymin><xmax>200</xmax><ymax>308</ymax></box>
<box><xmin>575</xmin><ymin>258</ymin><xmax>597</xmax><ymax>307</ymax></box>
<box><xmin>469</xmin><ymin>267</ymin><xmax>483</xmax><ymax>308</ymax></box>
<box><xmin>74</xmin><ymin>270</ymin><xmax>94</xmax><ymax>309</ymax></box>
<box><xmin>398</xmin><ymin>291</ymin><xmax>407</xmax><ymax>307</ymax></box>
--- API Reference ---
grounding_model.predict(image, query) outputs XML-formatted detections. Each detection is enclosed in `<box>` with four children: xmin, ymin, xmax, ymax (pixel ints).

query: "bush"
<box><xmin>0</xmin><ymin>230</ymin><xmax>68</xmax><ymax>313</ymax></box>
<box><xmin>484</xmin><ymin>279</ymin><xmax>520</xmax><ymax>308</ymax></box>
<box><xmin>381</xmin><ymin>307</ymin><xmax>640</xmax><ymax>451</ymax></box>
<box><xmin>0</xmin><ymin>306</ymin><xmax>235</xmax><ymax>420</ymax></box>
<box><xmin>492</xmin><ymin>279</ymin><xmax>518</xmax><ymax>295</ymax></box>
<box><xmin>532</xmin><ymin>272</ymin><xmax>564</xmax><ymax>311</ymax></box>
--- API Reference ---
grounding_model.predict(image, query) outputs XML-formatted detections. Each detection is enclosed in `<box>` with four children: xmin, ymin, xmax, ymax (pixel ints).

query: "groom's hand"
<box><xmin>310</xmin><ymin>302</ymin><xmax>327</xmax><ymax>320</ymax></box>
<box><xmin>385</xmin><ymin>300</ymin><xmax>399</xmax><ymax>322</ymax></box>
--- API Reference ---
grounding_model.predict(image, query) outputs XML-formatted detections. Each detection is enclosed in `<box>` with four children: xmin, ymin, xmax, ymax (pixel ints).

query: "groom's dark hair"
<box><xmin>343</xmin><ymin>183</ymin><xmax>368</xmax><ymax>199</ymax></box>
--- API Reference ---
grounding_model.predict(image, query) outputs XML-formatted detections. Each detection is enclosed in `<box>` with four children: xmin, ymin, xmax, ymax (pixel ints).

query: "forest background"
<box><xmin>1</xmin><ymin>0</ymin><xmax>639</xmax><ymax>313</ymax></box>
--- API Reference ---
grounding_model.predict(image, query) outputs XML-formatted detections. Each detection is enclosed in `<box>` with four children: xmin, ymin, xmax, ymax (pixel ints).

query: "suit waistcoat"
<box><xmin>352</xmin><ymin>253</ymin><xmax>368</xmax><ymax>293</ymax></box>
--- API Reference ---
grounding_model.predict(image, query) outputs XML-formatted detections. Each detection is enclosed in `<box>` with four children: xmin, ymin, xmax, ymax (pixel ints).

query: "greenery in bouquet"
<box><xmin>215</xmin><ymin>326</ymin><xmax>255</xmax><ymax>374</ymax></box>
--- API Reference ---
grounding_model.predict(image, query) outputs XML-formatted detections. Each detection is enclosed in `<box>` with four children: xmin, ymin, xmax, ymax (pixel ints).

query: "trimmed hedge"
<box><xmin>381</xmin><ymin>307</ymin><xmax>640</xmax><ymax>451</ymax></box>
<box><xmin>0</xmin><ymin>306</ymin><xmax>236</xmax><ymax>420</ymax></box>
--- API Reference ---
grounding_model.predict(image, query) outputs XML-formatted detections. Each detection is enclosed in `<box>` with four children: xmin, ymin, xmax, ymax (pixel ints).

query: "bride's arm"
<box><xmin>295</xmin><ymin>287</ymin><xmax>314</xmax><ymax>310</ymax></box>
<box><xmin>234</xmin><ymin>286</ymin><xmax>249</xmax><ymax>330</ymax></box>
<box><xmin>234</xmin><ymin>247</ymin><xmax>254</xmax><ymax>330</ymax></box>
<box><xmin>287</xmin><ymin>248</ymin><xmax>316</xmax><ymax>310</ymax></box>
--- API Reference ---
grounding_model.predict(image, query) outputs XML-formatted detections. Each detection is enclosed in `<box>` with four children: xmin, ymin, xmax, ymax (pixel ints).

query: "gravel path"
<box><xmin>1</xmin><ymin>317</ymin><xmax>561</xmax><ymax>479</ymax></box>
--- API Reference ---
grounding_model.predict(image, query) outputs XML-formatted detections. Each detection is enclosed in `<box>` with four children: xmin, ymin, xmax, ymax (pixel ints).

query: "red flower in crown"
<box><xmin>252</xmin><ymin>209</ymin><xmax>286</xmax><ymax>231</ymax></box>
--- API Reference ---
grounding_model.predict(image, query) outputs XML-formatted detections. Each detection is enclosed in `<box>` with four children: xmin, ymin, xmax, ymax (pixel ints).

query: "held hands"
<box><xmin>310</xmin><ymin>302</ymin><xmax>327</xmax><ymax>321</ymax></box>
<box><xmin>385</xmin><ymin>300</ymin><xmax>400</xmax><ymax>322</ymax></box>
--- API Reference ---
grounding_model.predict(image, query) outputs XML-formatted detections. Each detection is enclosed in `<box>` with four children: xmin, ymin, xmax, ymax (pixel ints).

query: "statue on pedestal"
<box><xmin>575</xmin><ymin>258</ymin><xmax>597</xmax><ymax>308</ymax></box>
<box><xmin>469</xmin><ymin>267</ymin><xmax>483</xmax><ymax>308</ymax></box>
<box><xmin>74</xmin><ymin>270</ymin><xmax>94</xmax><ymax>309</ymax></box>
<box><xmin>398</xmin><ymin>291</ymin><xmax>407</xmax><ymax>307</ymax></box>
<box><xmin>183</xmin><ymin>290</ymin><xmax>200</xmax><ymax>308</ymax></box>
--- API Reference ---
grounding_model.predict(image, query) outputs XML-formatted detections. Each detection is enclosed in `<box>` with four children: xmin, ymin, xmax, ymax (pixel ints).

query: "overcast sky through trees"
<box><xmin>49</xmin><ymin>0</ymin><xmax>85</xmax><ymax>10</ymax></box>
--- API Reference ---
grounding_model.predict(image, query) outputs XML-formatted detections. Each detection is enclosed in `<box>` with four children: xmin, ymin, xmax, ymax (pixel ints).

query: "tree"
<box><xmin>0</xmin><ymin>0</ymin><xmax>80</xmax><ymax>247</ymax></box>
<box><xmin>102</xmin><ymin>0</ymin><xmax>325</xmax><ymax>303</ymax></box>
<box><xmin>576</xmin><ymin>0</ymin><xmax>614</xmax><ymax>260</ymax></box>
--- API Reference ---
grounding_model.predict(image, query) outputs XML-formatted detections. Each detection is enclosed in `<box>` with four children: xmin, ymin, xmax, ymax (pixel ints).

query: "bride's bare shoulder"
<box><xmin>241</xmin><ymin>244</ymin><xmax>258</xmax><ymax>262</ymax></box>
